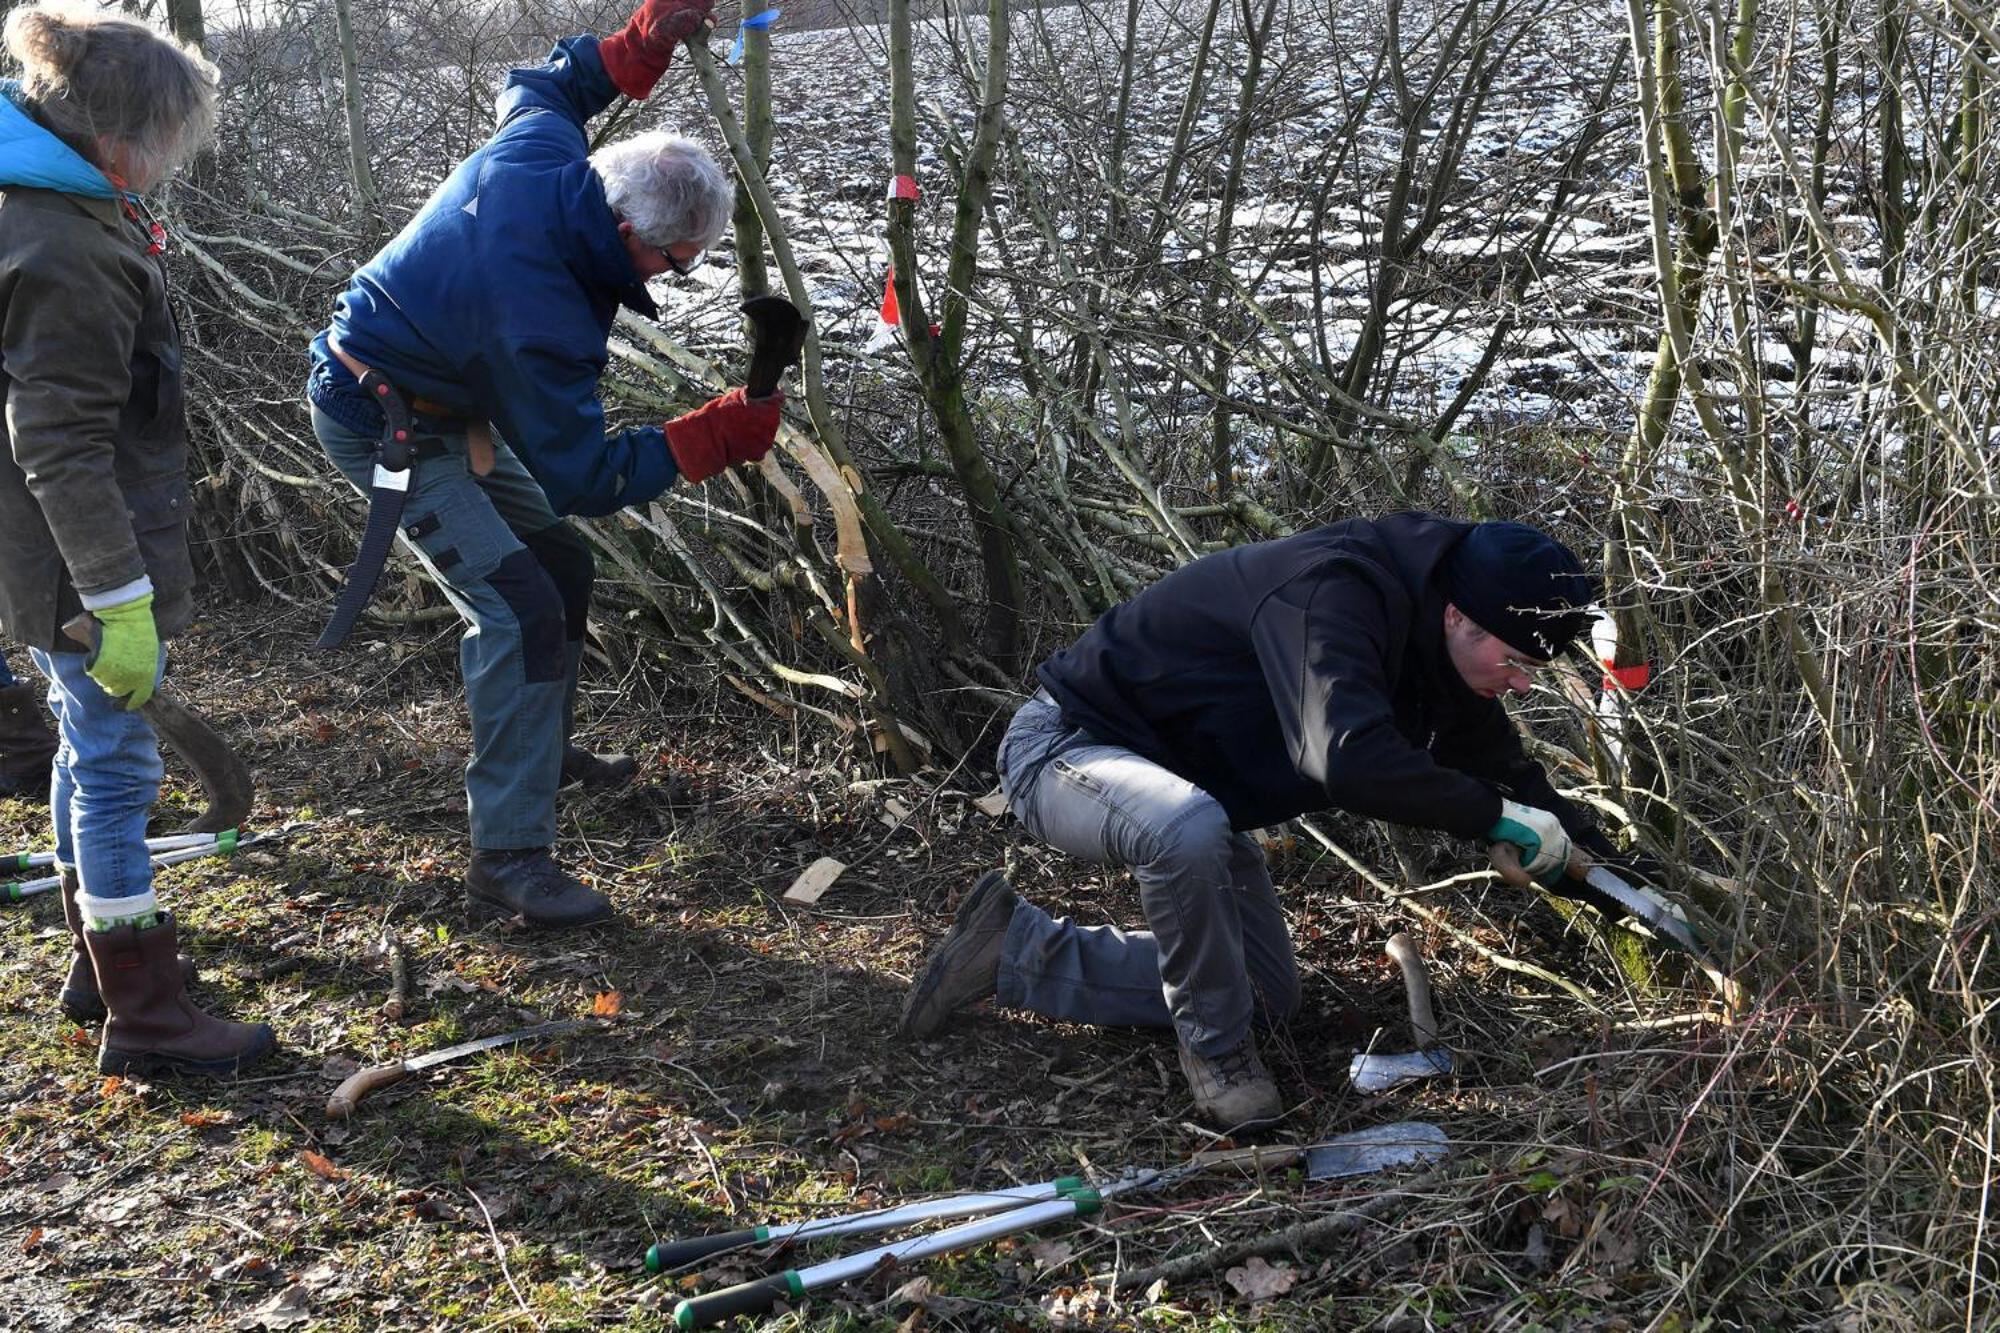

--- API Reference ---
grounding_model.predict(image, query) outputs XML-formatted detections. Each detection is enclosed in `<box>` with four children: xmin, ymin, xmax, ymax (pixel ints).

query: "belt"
<box><xmin>327</xmin><ymin>336</ymin><xmax>495</xmax><ymax>477</ymax></box>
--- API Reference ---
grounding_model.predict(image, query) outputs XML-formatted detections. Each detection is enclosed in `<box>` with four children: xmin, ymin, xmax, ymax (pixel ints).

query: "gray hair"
<box><xmin>4</xmin><ymin>2</ymin><xmax>218</xmax><ymax>190</ymax></box>
<box><xmin>591</xmin><ymin>132</ymin><xmax>733</xmax><ymax>252</ymax></box>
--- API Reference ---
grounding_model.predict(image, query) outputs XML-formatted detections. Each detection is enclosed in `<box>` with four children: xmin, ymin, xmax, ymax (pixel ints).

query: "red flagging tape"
<box><xmin>1602</xmin><ymin>660</ymin><xmax>1651</xmax><ymax>691</ymax></box>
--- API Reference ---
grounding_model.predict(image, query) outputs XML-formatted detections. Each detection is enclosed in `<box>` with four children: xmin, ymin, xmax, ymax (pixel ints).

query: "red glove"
<box><xmin>599</xmin><ymin>0</ymin><xmax>714</xmax><ymax>100</ymax></box>
<box><xmin>665</xmin><ymin>388</ymin><xmax>783</xmax><ymax>484</ymax></box>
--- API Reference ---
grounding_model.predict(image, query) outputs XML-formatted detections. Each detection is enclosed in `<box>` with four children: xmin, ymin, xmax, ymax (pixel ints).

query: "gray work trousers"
<box><xmin>993</xmin><ymin>693</ymin><xmax>1301</xmax><ymax>1057</ymax></box>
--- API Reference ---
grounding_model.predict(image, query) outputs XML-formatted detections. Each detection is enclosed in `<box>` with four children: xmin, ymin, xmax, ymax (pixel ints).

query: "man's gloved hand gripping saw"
<box><xmin>1486</xmin><ymin>797</ymin><xmax>1578</xmax><ymax>887</ymax></box>
<box><xmin>599</xmin><ymin>0</ymin><xmax>716</xmax><ymax>99</ymax></box>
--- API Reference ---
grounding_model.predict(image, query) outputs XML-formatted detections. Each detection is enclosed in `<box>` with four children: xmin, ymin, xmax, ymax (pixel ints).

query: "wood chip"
<box><xmin>782</xmin><ymin>857</ymin><xmax>848</xmax><ymax>905</ymax></box>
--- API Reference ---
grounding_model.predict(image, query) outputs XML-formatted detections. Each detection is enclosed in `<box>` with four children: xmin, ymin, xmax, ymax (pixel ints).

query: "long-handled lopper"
<box><xmin>646</xmin><ymin>1175</ymin><xmax>1097</xmax><ymax>1272</ymax></box>
<box><xmin>3</xmin><ymin>823</ymin><xmax>307</xmax><ymax>904</ymax></box>
<box><xmin>8</xmin><ymin>829</ymin><xmax>246</xmax><ymax>872</ymax></box>
<box><xmin>661</xmin><ymin>1123</ymin><xmax>1448</xmax><ymax>1330</ymax></box>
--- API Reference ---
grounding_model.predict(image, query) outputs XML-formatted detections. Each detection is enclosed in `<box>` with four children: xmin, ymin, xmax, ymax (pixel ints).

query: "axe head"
<box><xmin>1305</xmin><ymin>1120</ymin><xmax>1448</xmax><ymax>1179</ymax></box>
<box><xmin>742</xmin><ymin>295</ymin><xmax>808</xmax><ymax>400</ymax></box>
<box><xmin>1348</xmin><ymin>1047</ymin><xmax>1454</xmax><ymax>1094</ymax></box>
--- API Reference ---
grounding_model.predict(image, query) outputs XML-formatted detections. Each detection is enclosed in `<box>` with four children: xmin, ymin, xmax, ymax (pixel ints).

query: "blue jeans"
<box><xmin>993</xmin><ymin>694</ymin><xmax>1301</xmax><ymax>1057</ymax></box>
<box><xmin>29</xmin><ymin>646</ymin><xmax>165</xmax><ymax>904</ymax></box>
<box><xmin>312</xmin><ymin>405</ymin><xmax>574</xmax><ymax>850</ymax></box>
<box><xmin>0</xmin><ymin>652</ymin><xmax>15</xmax><ymax>687</ymax></box>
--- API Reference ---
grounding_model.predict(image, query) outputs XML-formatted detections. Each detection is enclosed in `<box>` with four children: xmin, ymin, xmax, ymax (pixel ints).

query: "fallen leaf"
<box><xmin>782</xmin><ymin>856</ymin><xmax>848</xmax><ymax>905</ymax></box>
<box><xmin>871</xmin><ymin>1111</ymin><xmax>917</xmax><ymax>1134</ymax></box>
<box><xmin>211</xmin><ymin>1253</ymin><xmax>272</xmax><ymax>1281</ymax></box>
<box><xmin>181</xmin><ymin>1108</ymin><xmax>235</xmax><ymax>1128</ymax></box>
<box><xmin>1028</xmin><ymin>1239</ymin><xmax>1074</xmax><ymax>1269</ymax></box>
<box><xmin>100</xmin><ymin>1076</ymin><xmax>124</xmax><ymax>1097</ymax></box>
<box><xmin>299</xmin><ymin>1150</ymin><xmax>345</xmax><ymax>1182</ymax></box>
<box><xmin>592</xmin><ymin>990</ymin><xmax>623</xmax><ymax>1017</ymax></box>
<box><xmin>239</xmin><ymin>1283</ymin><xmax>311</xmax><ymax>1330</ymax></box>
<box><xmin>887</xmin><ymin>1275</ymin><xmax>932</xmax><ymax>1306</ymax></box>
<box><xmin>19</xmin><ymin>1227</ymin><xmax>42</xmax><ymax>1253</ymax></box>
<box><xmin>1224</xmin><ymin>1256</ymin><xmax>1298</xmax><ymax>1301</ymax></box>
<box><xmin>972</xmin><ymin>790</ymin><xmax>1009</xmax><ymax>818</ymax></box>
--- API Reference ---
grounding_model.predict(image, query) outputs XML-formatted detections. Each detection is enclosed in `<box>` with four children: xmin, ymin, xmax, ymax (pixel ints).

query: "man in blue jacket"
<box><xmin>901</xmin><ymin>513</ymin><xmax>1614</xmax><ymax>1128</ymax></box>
<box><xmin>307</xmin><ymin>0</ymin><xmax>779</xmax><ymax>927</ymax></box>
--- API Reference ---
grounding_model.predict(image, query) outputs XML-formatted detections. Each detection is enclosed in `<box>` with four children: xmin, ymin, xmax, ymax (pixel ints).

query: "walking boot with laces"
<box><xmin>85</xmin><ymin>913</ymin><xmax>275</xmax><ymax>1076</ymax></box>
<box><xmin>58</xmin><ymin>867</ymin><xmax>194</xmax><ymax>1024</ymax></box>
<box><xmin>0</xmin><ymin>682</ymin><xmax>57</xmax><ymax>800</ymax></box>
<box><xmin>899</xmin><ymin>870</ymin><xmax>1017</xmax><ymax>1038</ymax></box>
<box><xmin>1179</xmin><ymin>1036</ymin><xmax>1283</xmax><ymax>1131</ymax></box>
<box><xmin>466</xmin><ymin>847</ymin><xmax>614</xmax><ymax>927</ymax></box>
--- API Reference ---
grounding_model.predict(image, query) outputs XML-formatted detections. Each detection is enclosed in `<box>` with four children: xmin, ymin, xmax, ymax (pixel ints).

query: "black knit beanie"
<box><xmin>1440</xmin><ymin>522</ymin><xmax>1598</xmax><ymax>659</ymax></box>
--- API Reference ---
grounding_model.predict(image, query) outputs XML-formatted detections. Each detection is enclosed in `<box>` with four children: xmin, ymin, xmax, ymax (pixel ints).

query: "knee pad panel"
<box><xmin>487</xmin><ymin>548</ymin><xmax>567</xmax><ymax>684</ymax></box>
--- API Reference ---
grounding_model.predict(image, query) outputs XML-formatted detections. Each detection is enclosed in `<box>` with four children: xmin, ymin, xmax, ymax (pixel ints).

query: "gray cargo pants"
<box><xmin>993</xmin><ymin>692</ymin><xmax>1301</xmax><ymax>1058</ymax></box>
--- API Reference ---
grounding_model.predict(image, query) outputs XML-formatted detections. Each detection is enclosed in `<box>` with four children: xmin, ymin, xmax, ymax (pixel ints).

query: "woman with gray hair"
<box><xmin>305</xmin><ymin>0</ymin><xmax>784</xmax><ymax>932</ymax></box>
<box><xmin>0</xmin><ymin>3</ymin><xmax>276</xmax><ymax>1074</ymax></box>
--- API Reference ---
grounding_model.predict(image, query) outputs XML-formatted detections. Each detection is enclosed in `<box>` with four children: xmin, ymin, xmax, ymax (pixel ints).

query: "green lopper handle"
<box><xmin>673</xmin><ymin>1271</ymin><xmax>803</xmax><ymax>1329</ymax></box>
<box><xmin>646</xmin><ymin>1227</ymin><xmax>763</xmax><ymax>1273</ymax></box>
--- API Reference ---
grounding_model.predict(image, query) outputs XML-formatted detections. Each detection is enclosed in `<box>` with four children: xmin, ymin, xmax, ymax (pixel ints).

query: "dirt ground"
<box><xmin>0</xmin><ymin>611</ymin><xmax>1757</xmax><ymax>1332</ymax></box>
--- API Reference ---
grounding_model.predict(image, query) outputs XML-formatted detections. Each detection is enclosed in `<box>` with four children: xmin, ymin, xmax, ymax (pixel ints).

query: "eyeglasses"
<box><xmin>656</xmin><ymin>244</ymin><xmax>705</xmax><ymax>277</ymax></box>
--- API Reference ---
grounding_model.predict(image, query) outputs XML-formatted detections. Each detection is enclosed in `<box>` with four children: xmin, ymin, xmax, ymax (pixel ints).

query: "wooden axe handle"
<box><xmin>326</xmin><ymin>1061</ymin><xmax>410</xmax><ymax>1118</ymax></box>
<box><xmin>1384</xmin><ymin>933</ymin><xmax>1439</xmax><ymax>1050</ymax></box>
<box><xmin>1189</xmin><ymin>1143</ymin><xmax>1306</xmax><ymax>1172</ymax></box>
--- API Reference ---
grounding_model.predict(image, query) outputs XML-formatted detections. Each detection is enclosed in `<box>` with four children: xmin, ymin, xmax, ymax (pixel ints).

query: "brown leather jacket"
<box><xmin>0</xmin><ymin>185</ymin><xmax>194</xmax><ymax>652</ymax></box>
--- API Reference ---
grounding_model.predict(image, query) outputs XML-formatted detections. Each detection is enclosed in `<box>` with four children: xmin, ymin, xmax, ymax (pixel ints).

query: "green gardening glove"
<box><xmin>84</xmin><ymin>592</ymin><xmax>160</xmax><ymax>710</ymax></box>
<box><xmin>1486</xmin><ymin>797</ymin><xmax>1573</xmax><ymax>887</ymax></box>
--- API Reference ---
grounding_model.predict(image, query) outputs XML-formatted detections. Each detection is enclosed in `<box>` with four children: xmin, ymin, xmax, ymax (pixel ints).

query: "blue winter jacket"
<box><xmin>307</xmin><ymin>36</ymin><xmax>678</xmax><ymax>518</ymax></box>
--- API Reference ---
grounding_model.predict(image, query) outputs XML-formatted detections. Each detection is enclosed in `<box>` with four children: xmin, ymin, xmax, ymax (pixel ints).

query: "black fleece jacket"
<box><xmin>1036</xmin><ymin>511</ymin><xmax>1608</xmax><ymax>849</ymax></box>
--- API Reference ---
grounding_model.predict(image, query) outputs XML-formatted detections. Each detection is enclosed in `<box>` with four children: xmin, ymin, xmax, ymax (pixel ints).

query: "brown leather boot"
<box><xmin>58</xmin><ymin>868</ymin><xmax>195</xmax><ymax>1024</ymax></box>
<box><xmin>0</xmin><ymin>682</ymin><xmax>57</xmax><ymax>801</ymax></box>
<box><xmin>84</xmin><ymin>912</ymin><xmax>274</xmax><ymax>1076</ymax></box>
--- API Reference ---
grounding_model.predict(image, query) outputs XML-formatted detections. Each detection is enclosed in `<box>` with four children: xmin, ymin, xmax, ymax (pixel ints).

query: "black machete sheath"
<box><xmin>315</xmin><ymin>370</ymin><xmax>422</xmax><ymax>651</ymax></box>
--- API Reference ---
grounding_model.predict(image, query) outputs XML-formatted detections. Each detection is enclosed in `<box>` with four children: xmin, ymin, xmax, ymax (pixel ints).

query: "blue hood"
<box><xmin>0</xmin><ymin>80</ymin><xmax>117</xmax><ymax>198</ymax></box>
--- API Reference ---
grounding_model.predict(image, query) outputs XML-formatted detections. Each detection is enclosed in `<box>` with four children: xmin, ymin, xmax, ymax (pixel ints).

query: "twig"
<box><xmin>380</xmin><ymin>926</ymin><xmax>410</xmax><ymax>1023</ymax></box>
<box><xmin>466</xmin><ymin>1187</ymin><xmax>541</xmax><ymax>1330</ymax></box>
<box><xmin>1100</xmin><ymin>1177</ymin><xmax>1430</xmax><ymax>1289</ymax></box>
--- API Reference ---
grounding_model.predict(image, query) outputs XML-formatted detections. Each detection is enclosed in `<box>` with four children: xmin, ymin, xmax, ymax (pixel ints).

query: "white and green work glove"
<box><xmin>1487</xmin><ymin>798</ymin><xmax>1572</xmax><ymax>886</ymax></box>
<box><xmin>83</xmin><ymin>592</ymin><xmax>160</xmax><ymax>711</ymax></box>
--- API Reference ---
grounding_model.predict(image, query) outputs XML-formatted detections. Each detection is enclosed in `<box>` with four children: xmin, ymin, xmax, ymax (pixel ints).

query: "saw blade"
<box><xmin>1583</xmin><ymin>865</ymin><xmax>1704</xmax><ymax>956</ymax></box>
<box><xmin>401</xmin><ymin>1019</ymin><xmax>596</xmax><ymax>1072</ymax></box>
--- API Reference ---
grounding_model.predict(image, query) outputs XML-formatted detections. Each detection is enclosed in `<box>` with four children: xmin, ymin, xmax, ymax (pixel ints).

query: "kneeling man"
<box><xmin>902</xmin><ymin>512</ymin><xmax>1614</xmax><ymax>1128</ymax></box>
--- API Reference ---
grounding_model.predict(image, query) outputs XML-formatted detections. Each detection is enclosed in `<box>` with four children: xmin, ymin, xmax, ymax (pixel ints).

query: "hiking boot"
<box><xmin>560</xmin><ymin>744</ymin><xmax>638</xmax><ymax>790</ymax></box>
<box><xmin>899</xmin><ymin>870</ymin><xmax>1017</xmax><ymax>1039</ymax></box>
<box><xmin>466</xmin><ymin>848</ymin><xmax>614</xmax><ymax>928</ymax></box>
<box><xmin>1179</xmin><ymin>1037</ymin><xmax>1283</xmax><ymax>1131</ymax></box>
<box><xmin>59</xmin><ymin>866</ymin><xmax>194</xmax><ymax>1024</ymax></box>
<box><xmin>0</xmin><ymin>682</ymin><xmax>56</xmax><ymax>801</ymax></box>
<box><xmin>86</xmin><ymin>913</ymin><xmax>275</xmax><ymax>1077</ymax></box>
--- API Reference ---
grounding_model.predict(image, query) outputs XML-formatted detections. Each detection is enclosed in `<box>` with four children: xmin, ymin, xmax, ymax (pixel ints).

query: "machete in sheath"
<box><xmin>316</xmin><ymin>369</ymin><xmax>418</xmax><ymax>651</ymax></box>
